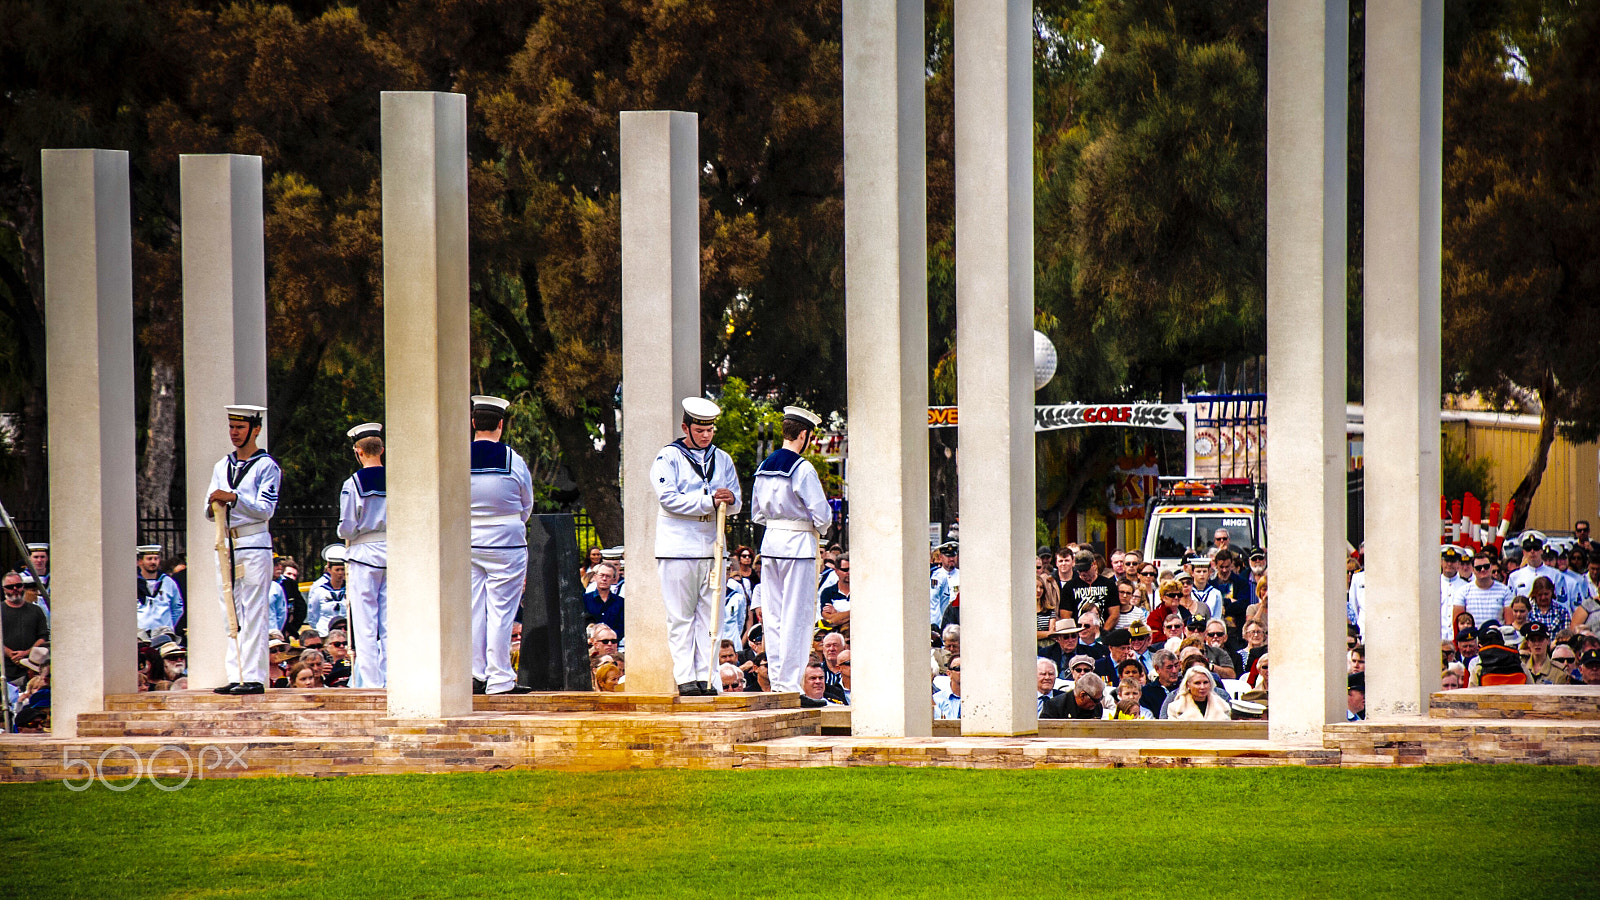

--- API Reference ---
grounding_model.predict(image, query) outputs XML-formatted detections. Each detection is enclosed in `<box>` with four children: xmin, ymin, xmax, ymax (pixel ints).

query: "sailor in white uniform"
<box><xmin>652</xmin><ymin>397</ymin><xmax>743</xmax><ymax>696</ymax></box>
<box><xmin>337</xmin><ymin>422</ymin><xmax>389</xmax><ymax>687</ymax></box>
<box><xmin>205</xmin><ymin>404</ymin><xmax>281</xmax><ymax>695</ymax></box>
<box><xmin>751</xmin><ymin>406</ymin><xmax>832</xmax><ymax>694</ymax></box>
<box><xmin>24</xmin><ymin>543</ymin><xmax>49</xmax><ymax>592</ymax></box>
<box><xmin>469</xmin><ymin>396</ymin><xmax>536</xmax><ymax>695</ymax></box>
<box><xmin>135</xmin><ymin>544</ymin><xmax>182</xmax><ymax>637</ymax></box>
<box><xmin>306</xmin><ymin>543</ymin><xmax>349</xmax><ymax>635</ymax></box>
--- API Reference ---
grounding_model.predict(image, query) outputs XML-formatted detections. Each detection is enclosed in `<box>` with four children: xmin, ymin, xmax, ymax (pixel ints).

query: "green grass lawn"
<box><xmin>6</xmin><ymin>766</ymin><xmax>1597</xmax><ymax>899</ymax></box>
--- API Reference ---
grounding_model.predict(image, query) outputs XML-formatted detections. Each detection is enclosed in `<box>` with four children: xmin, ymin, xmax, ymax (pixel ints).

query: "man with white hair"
<box><xmin>1042</xmin><ymin>673</ymin><xmax>1105</xmax><ymax>719</ymax></box>
<box><xmin>1036</xmin><ymin>658</ymin><xmax>1062</xmax><ymax>715</ymax></box>
<box><xmin>653</xmin><ymin>397</ymin><xmax>742</xmax><ymax>696</ymax></box>
<box><xmin>751</xmin><ymin>405</ymin><xmax>831</xmax><ymax>694</ymax></box>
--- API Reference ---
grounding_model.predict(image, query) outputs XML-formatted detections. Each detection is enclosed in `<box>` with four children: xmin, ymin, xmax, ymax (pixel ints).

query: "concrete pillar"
<box><xmin>955</xmin><ymin>0</ymin><xmax>1035</xmax><ymax>735</ymax></box>
<box><xmin>1363</xmin><ymin>0</ymin><xmax>1443</xmax><ymax>717</ymax></box>
<box><xmin>180</xmin><ymin>154</ymin><xmax>267</xmax><ymax>691</ymax></box>
<box><xmin>1265</xmin><ymin>0</ymin><xmax>1348</xmax><ymax>744</ymax></box>
<box><xmin>42</xmin><ymin>149</ymin><xmax>137</xmax><ymax>737</ymax></box>
<box><xmin>381</xmin><ymin>92</ymin><xmax>473</xmax><ymax>718</ymax></box>
<box><xmin>620</xmin><ymin>110</ymin><xmax>701</xmax><ymax>694</ymax></box>
<box><xmin>844</xmin><ymin>0</ymin><xmax>931</xmax><ymax>737</ymax></box>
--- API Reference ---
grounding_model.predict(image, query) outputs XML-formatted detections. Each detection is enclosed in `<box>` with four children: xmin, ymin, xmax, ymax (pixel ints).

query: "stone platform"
<box><xmin>3</xmin><ymin>685</ymin><xmax>1597</xmax><ymax>782</ymax></box>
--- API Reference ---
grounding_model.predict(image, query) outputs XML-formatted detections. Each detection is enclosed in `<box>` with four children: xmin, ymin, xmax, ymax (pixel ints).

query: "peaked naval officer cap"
<box><xmin>25</xmin><ymin>543</ymin><xmax>47</xmax><ymax>552</ymax></box>
<box><xmin>1519</xmin><ymin>530</ymin><xmax>1548</xmax><ymax>550</ymax></box>
<box><xmin>226</xmin><ymin>404</ymin><xmax>267</xmax><ymax>424</ymax></box>
<box><xmin>600</xmin><ymin>547</ymin><xmax>625</xmax><ymax>561</ymax></box>
<box><xmin>347</xmin><ymin>422</ymin><xmax>383</xmax><ymax>441</ymax></box>
<box><xmin>682</xmin><ymin>397</ymin><xmax>721</xmax><ymax>425</ymax></box>
<box><xmin>136</xmin><ymin>544</ymin><xmax>162</xmax><ymax>556</ymax></box>
<box><xmin>472</xmin><ymin>395</ymin><xmax>512</xmax><ymax>416</ymax></box>
<box><xmin>322</xmin><ymin>543</ymin><xmax>347</xmax><ymax>565</ymax></box>
<box><xmin>783</xmin><ymin>406</ymin><xmax>822</xmax><ymax>429</ymax></box>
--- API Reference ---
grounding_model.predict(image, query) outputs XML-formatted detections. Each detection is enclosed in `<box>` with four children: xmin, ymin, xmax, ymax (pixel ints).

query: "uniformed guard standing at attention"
<box><xmin>652</xmin><ymin>397</ymin><xmax>743</xmax><ymax>696</ymax></box>
<box><xmin>751</xmin><ymin>406</ymin><xmax>831</xmax><ymax>694</ymax></box>
<box><xmin>206</xmin><ymin>404</ymin><xmax>281</xmax><ymax>695</ymax></box>
<box><xmin>306</xmin><ymin>543</ymin><xmax>349</xmax><ymax>635</ymax></box>
<box><xmin>469</xmin><ymin>396</ymin><xmax>536</xmax><ymax>695</ymax></box>
<box><xmin>24</xmin><ymin>543</ymin><xmax>49</xmax><ymax>591</ymax></box>
<box><xmin>338</xmin><ymin>422</ymin><xmax>388</xmax><ymax>687</ymax></box>
<box><xmin>135</xmin><ymin>544</ymin><xmax>183</xmax><ymax>638</ymax></box>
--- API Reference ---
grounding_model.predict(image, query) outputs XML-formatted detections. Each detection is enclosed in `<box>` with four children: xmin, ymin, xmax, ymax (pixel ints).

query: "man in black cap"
<box><xmin>930</xmin><ymin>541</ymin><xmax>959</xmax><ymax>628</ymax></box>
<box><xmin>1575</xmin><ymin>649</ymin><xmax>1600</xmax><ymax>685</ymax></box>
<box><xmin>1094</xmin><ymin>628</ymin><xmax>1136</xmax><ymax>682</ymax></box>
<box><xmin>1345</xmin><ymin>673</ymin><xmax>1366</xmax><ymax>721</ymax></box>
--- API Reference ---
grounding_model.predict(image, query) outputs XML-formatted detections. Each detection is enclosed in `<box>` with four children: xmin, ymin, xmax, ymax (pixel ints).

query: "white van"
<box><xmin>1141</xmin><ymin>480</ymin><xmax>1266</xmax><ymax>572</ymax></box>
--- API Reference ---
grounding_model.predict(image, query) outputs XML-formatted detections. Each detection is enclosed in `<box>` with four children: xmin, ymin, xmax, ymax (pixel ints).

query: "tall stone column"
<box><xmin>844</xmin><ymin>0</ymin><xmax>931</xmax><ymax>737</ymax></box>
<box><xmin>1266</xmin><ymin>0</ymin><xmax>1348</xmax><ymax>743</ymax></box>
<box><xmin>381</xmin><ymin>92</ymin><xmax>473</xmax><ymax>718</ymax></box>
<box><xmin>955</xmin><ymin>0</ymin><xmax>1035</xmax><ymax>735</ymax></box>
<box><xmin>42</xmin><ymin>149</ymin><xmax>137</xmax><ymax>737</ymax></box>
<box><xmin>1363</xmin><ymin>0</ymin><xmax>1443</xmax><ymax>717</ymax></box>
<box><xmin>620</xmin><ymin>110</ymin><xmax>701</xmax><ymax>694</ymax></box>
<box><xmin>180</xmin><ymin>154</ymin><xmax>268</xmax><ymax>691</ymax></box>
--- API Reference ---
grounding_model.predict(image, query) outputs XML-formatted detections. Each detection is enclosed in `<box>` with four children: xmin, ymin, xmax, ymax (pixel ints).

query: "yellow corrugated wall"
<box><xmin>1455</xmin><ymin>419</ymin><xmax>1600</xmax><ymax>533</ymax></box>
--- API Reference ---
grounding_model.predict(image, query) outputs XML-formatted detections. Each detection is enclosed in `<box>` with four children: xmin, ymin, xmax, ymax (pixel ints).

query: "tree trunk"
<box><xmin>1507</xmin><ymin>370</ymin><xmax>1559</xmax><ymax>534</ymax></box>
<box><xmin>137</xmin><ymin>355</ymin><xmax>179</xmax><ymax>521</ymax></box>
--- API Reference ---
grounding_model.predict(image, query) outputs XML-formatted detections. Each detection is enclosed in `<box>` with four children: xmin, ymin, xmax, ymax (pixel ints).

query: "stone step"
<box><xmin>77</xmin><ymin>709</ymin><xmax>391</xmax><ymax>738</ymax></box>
<box><xmin>1326</xmin><ymin>716</ymin><xmax>1600</xmax><ymax>766</ymax></box>
<box><xmin>1428</xmin><ymin>685</ymin><xmax>1600</xmax><ymax>720</ymax></box>
<box><xmin>105</xmin><ymin>689</ymin><xmax>799</xmax><ymax>714</ymax></box>
<box><xmin>735</xmin><ymin>735</ymin><xmax>1338</xmax><ymax>769</ymax></box>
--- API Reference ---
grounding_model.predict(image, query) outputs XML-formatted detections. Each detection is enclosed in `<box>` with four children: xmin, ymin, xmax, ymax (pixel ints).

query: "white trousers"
<box><xmin>347</xmin><ymin>560</ymin><xmax>388</xmax><ymax>688</ymax></box>
<box><xmin>659</xmin><ymin>557</ymin><xmax>718</xmax><ymax>688</ymax></box>
<box><xmin>216</xmin><ymin>546</ymin><xmax>271</xmax><ymax>685</ymax></box>
<box><xmin>762</xmin><ymin>557</ymin><xmax>817</xmax><ymax>693</ymax></box>
<box><xmin>471</xmin><ymin>546</ymin><xmax>528</xmax><ymax>693</ymax></box>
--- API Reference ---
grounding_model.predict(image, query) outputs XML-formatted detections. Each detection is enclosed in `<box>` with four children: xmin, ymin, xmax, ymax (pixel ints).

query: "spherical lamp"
<box><xmin>1033</xmin><ymin>330</ymin><xmax>1058</xmax><ymax>391</ymax></box>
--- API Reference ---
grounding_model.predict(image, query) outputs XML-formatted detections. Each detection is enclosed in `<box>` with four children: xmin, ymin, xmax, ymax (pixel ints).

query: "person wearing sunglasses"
<box><xmin>1455</xmin><ymin>550</ymin><xmax>1514</xmax><ymax>636</ymax></box>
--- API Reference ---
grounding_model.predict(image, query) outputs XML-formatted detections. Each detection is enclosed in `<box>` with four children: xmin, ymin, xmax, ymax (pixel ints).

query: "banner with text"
<box><xmin>928</xmin><ymin>403</ymin><xmax>1187</xmax><ymax>432</ymax></box>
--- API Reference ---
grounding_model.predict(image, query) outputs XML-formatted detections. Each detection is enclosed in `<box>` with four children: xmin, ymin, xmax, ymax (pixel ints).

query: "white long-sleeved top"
<box><xmin>470</xmin><ymin>440</ymin><xmax>535</xmax><ymax>549</ymax></box>
<box><xmin>651</xmin><ymin>439</ymin><xmax>742</xmax><ymax>559</ymax></box>
<box><xmin>136</xmin><ymin>572</ymin><xmax>181</xmax><ymax>632</ymax></box>
<box><xmin>306</xmin><ymin>573</ymin><xmax>348</xmax><ymax>633</ymax></box>
<box><xmin>752</xmin><ymin>449</ymin><xmax>832</xmax><ymax>560</ymax></box>
<box><xmin>205</xmin><ymin>450</ymin><xmax>281</xmax><ymax>550</ymax></box>
<box><xmin>338</xmin><ymin>466</ymin><xmax>388</xmax><ymax>569</ymax></box>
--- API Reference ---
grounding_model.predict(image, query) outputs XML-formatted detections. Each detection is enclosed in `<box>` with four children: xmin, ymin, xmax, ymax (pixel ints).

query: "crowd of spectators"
<box><xmin>9</xmin><ymin>517</ymin><xmax>1600</xmax><ymax>732</ymax></box>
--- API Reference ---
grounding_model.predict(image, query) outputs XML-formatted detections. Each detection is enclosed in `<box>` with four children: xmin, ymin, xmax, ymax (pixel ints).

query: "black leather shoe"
<box><xmin>472</xmin><ymin>679</ymin><xmax>487</xmax><ymax>695</ymax></box>
<box><xmin>696</xmin><ymin>680</ymin><xmax>715</xmax><ymax>696</ymax></box>
<box><xmin>677</xmin><ymin>682</ymin><xmax>703</xmax><ymax>697</ymax></box>
<box><xmin>799</xmin><ymin>695</ymin><xmax>827</xmax><ymax>708</ymax></box>
<box><xmin>229</xmin><ymin>682</ymin><xmax>265</xmax><ymax>695</ymax></box>
<box><xmin>489</xmin><ymin>684</ymin><xmax>534</xmax><ymax>695</ymax></box>
<box><xmin>213</xmin><ymin>683</ymin><xmax>240</xmax><ymax>695</ymax></box>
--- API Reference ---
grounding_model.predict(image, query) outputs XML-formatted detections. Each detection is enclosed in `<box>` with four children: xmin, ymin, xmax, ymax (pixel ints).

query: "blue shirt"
<box><xmin>582</xmin><ymin>588</ymin><xmax>625</xmax><ymax>640</ymax></box>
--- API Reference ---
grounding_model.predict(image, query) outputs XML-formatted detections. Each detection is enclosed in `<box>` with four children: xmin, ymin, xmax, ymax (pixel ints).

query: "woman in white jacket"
<box><xmin>1166</xmin><ymin>665</ymin><xmax>1233</xmax><ymax>721</ymax></box>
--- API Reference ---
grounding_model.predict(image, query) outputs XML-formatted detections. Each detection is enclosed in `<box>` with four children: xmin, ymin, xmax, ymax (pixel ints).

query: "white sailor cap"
<box><xmin>783</xmin><ymin>406</ymin><xmax>822</xmax><ymax>429</ymax></box>
<box><xmin>136</xmin><ymin>544</ymin><xmax>162</xmax><ymax>556</ymax></box>
<box><xmin>682</xmin><ymin>397</ymin><xmax>721</xmax><ymax>425</ymax></box>
<box><xmin>347</xmin><ymin>422</ymin><xmax>383</xmax><ymax>441</ymax></box>
<box><xmin>600</xmin><ymin>547</ymin><xmax>625</xmax><ymax>561</ymax></box>
<box><xmin>226</xmin><ymin>404</ymin><xmax>267</xmax><ymax>423</ymax></box>
<box><xmin>471</xmin><ymin>395</ymin><xmax>512</xmax><ymax>416</ymax></box>
<box><xmin>17</xmin><ymin>571</ymin><xmax>38</xmax><ymax>586</ymax></box>
<box><xmin>322</xmin><ymin>543</ymin><xmax>347</xmax><ymax>565</ymax></box>
<box><xmin>25</xmin><ymin>543</ymin><xmax>47</xmax><ymax>553</ymax></box>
